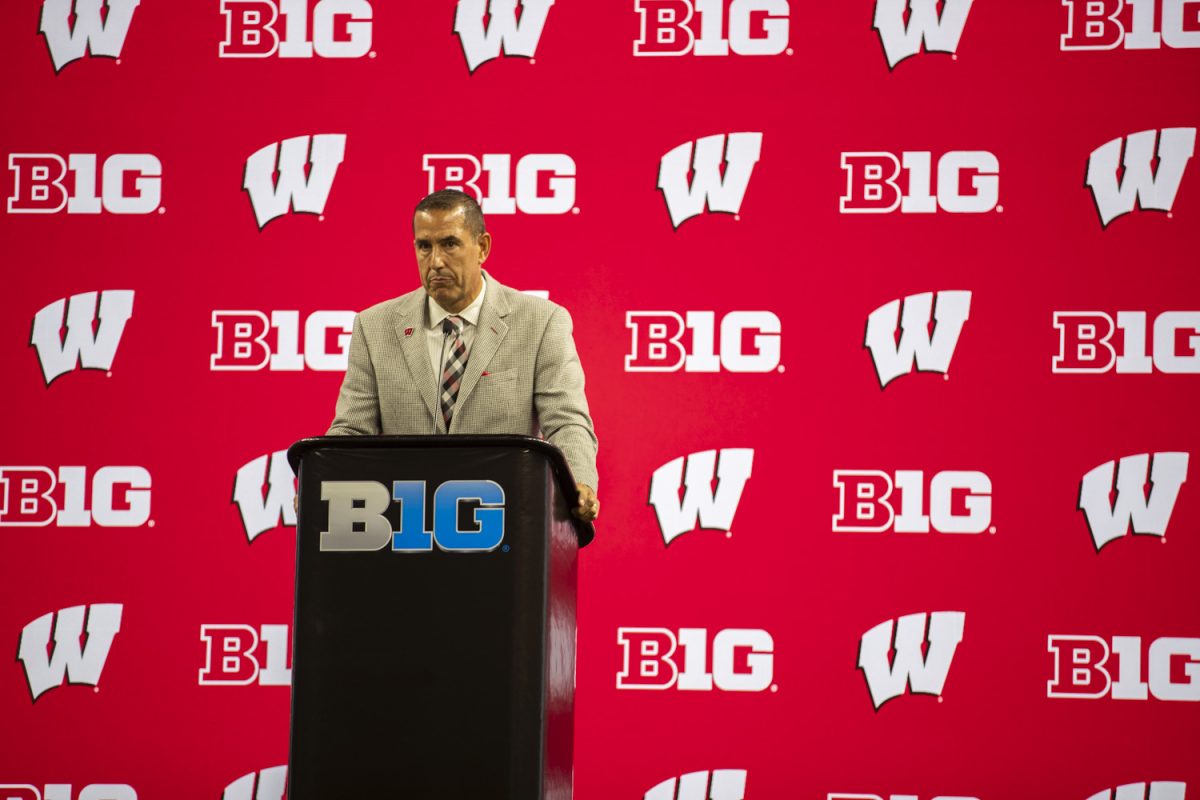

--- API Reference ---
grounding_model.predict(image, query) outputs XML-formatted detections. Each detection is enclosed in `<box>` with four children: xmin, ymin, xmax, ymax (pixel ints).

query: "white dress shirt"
<box><xmin>425</xmin><ymin>275</ymin><xmax>487</xmax><ymax>379</ymax></box>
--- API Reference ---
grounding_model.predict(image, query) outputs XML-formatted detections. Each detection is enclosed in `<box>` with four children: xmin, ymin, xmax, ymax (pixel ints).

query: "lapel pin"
<box><xmin>404</xmin><ymin>327</ymin><xmax>414</xmax><ymax>337</ymax></box>
<box><xmin>481</xmin><ymin>371</ymin><xmax>490</xmax><ymax>377</ymax></box>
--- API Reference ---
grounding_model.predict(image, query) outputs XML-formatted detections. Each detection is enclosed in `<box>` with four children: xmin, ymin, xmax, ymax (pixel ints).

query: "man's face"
<box><xmin>413</xmin><ymin>207</ymin><xmax>491</xmax><ymax>314</ymax></box>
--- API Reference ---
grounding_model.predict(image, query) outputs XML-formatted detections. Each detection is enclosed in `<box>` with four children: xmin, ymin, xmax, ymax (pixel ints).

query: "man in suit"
<box><xmin>327</xmin><ymin>189</ymin><xmax>600</xmax><ymax>522</ymax></box>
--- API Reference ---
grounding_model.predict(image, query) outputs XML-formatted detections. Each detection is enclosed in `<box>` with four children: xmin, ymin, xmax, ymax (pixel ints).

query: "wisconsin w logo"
<box><xmin>864</xmin><ymin>290</ymin><xmax>971</xmax><ymax>389</ymax></box>
<box><xmin>649</xmin><ymin>448</ymin><xmax>753</xmax><ymax>545</ymax></box>
<box><xmin>1086</xmin><ymin>128</ymin><xmax>1196</xmax><ymax>227</ymax></box>
<box><xmin>873</xmin><ymin>0</ymin><xmax>974</xmax><ymax>69</ymax></box>
<box><xmin>40</xmin><ymin>0</ymin><xmax>140</xmax><ymax>72</ymax></box>
<box><xmin>233</xmin><ymin>449</ymin><xmax>297</xmax><ymax>543</ymax></box>
<box><xmin>658</xmin><ymin>133</ymin><xmax>762</xmax><ymax>228</ymax></box>
<box><xmin>1086</xmin><ymin>783</ymin><xmax>1187</xmax><ymax>800</ymax></box>
<box><xmin>454</xmin><ymin>0</ymin><xmax>554</xmax><ymax>73</ymax></box>
<box><xmin>644</xmin><ymin>770</ymin><xmax>747</xmax><ymax>800</ymax></box>
<box><xmin>223</xmin><ymin>766</ymin><xmax>287</xmax><ymax>800</ymax></box>
<box><xmin>1078</xmin><ymin>452</ymin><xmax>1189</xmax><ymax>551</ymax></box>
<box><xmin>17</xmin><ymin>603</ymin><xmax>123</xmax><ymax>702</ymax></box>
<box><xmin>243</xmin><ymin>134</ymin><xmax>346</xmax><ymax>229</ymax></box>
<box><xmin>857</xmin><ymin>611</ymin><xmax>965</xmax><ymax>710</ymax></box>
<box><xmin>30</xmin><ymin>290</ymin><xmax>134</xmax><ymax>386</ymax></box>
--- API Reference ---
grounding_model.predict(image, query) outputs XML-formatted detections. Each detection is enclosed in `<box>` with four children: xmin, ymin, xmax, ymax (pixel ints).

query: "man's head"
<box><xmin>413</xmin><ymin>190</ymin><xmax>491</xmax><ymax>314</ymax></box>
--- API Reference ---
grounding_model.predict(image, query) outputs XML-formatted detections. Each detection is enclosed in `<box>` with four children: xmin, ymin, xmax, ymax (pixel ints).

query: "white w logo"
<box><xmin>243</xmin><ymin>134</ymin><xmax>347</xmax><ymax>229</ymax></box>
<box><xmin>454</xmin><ymin>0</ymin><xmax>555</xmax><ymax>73</ymax></box>
<box><xmin>864</xmin><ymin>290</ymin><xmax>971</xmax><ymax>389</ymax></box>
<box><xmin>1078</xmin><ymin>452</ymin><xmax>1189</xmax><ymax>551</ymax></box>
<box><xmin>17</xmin><ymin>603</ymin><xmax>123</xmax><ymax>702</ymax></box>
<box><xmin>658</xmin><ymin>133</ymin><xmax>763</xmax><ymax>228</ymax></box>
<box><xmin>857</xmin><ymin>610</ymin><xmax>965</xmax><ymax>710</ymax></box>
<box><xmin>40</xmin><ymin>0</ymin><xmax>140</xmax><ymax>72</ymax></box>
<box><xmin>644</xmin><ymin>770</ymin><xmax>748</xmax><ymax>800</ymax></box>
<box><xmin>1086</xmin><ymin>783</ymin><xmax>1187</xmax><ymax>800</ymax></box>
<box><xmin>233</xmin><ymin>450</ymin><xmax>297</xmax><ymax>543</ymax></box>
<box><xmin>30</xmin><ymin>290</ymin><xmax>135</xmax><ymax>386</ymax></box>
<box><xmin>1086</xmin><ymin>128</ymin><xmax>1196</xmax><ymax>227</ymax></box>
<box><xmin>649</xmin><ymin>449</ymin><xmax>753</xmax><ymax>545</ymax></box>
<box><xmin>872</xmin><ymin>0</ymin><xmax>974</xmax><ymax>69</ymax></box>
<box><xmin>223</xmin><ymin>766</ymin><xmax>287</xmax><ymax>800</ymax></box>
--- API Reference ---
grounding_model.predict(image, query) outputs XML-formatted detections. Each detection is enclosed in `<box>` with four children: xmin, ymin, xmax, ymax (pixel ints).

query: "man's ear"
<box><xmin>478</xmin><ymin>231</ymin><xmax>493</xmax><ymax>263</ymax></box>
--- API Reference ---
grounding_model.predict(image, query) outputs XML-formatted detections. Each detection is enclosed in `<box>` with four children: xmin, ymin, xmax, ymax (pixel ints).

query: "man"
<box><xmin>326</xmin><ymin>190</ymin><xmax>600</xmax><ymax>522</ymax></box>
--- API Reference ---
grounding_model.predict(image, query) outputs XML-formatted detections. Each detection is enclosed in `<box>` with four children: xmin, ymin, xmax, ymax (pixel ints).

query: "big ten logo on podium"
<box><xmin>1048</xmin><ymin>635</ymin><xmax>1200</xmax><ymax>702</ymax></box>
<box><xmin>1054</xmin><ymin>310</ymin><xmax>1200</xmax><ymax>373</ymax></box>
<box><xmin>617</xmin><ymin>627</ymin><xmax>775</xmax><ymax>692</ymax></box>
<box><xmin>210</xmin><ymin>309</ymin><xmax>353</xmax><ymax>372</ymax></box>
<box><xmin>219</xmin><ymin>0</ymin><xmax>374</xmax><ymax>58</ymax></box>
<box><xmin>633</xmin><ymin>0</ymin><xmax>791</xmax><ymax>57</ymax></box>
<box><xmin>200</xmin><ymin>624</ymin><xmax>292</xmax><ymax>686</ymax></box>
<box><xmin>0</xmin><ymin>787</ymin><xmax>137</xmax><ymax>800</ymax></box>
<box><xmin>625</xmin><ymin>311</ymin><xmax>781</xmax><ymax>373</ymax></box>
<box><xmin>1061</xmin><ymin>0</ymin><xmax>1200</xmax><ymax>50</ymax></box>
<box><xmin>423</xmin><ymin>153</ymin><xmax>577</xmax><ymax>215</ymax></box>
<box><xmin>319</xmin><ymin>479</ymin><xmax>505</xmax><ymax>552</ymax></box>
<box><xmin>840</xmin><ymin>151</ymin><xmax>999</xmax><ymax>214</ymax></box>
<box><xmin>0</xmin><ymin>466</ymin><xmax>152</xmax><ymax>528</ymax></box>
<box><xmin>833</xmin><ymin>469</ymin><xmax>993</xmax><ymax>534</ymax></box>
<box><xmin>7</xmin><ymin>153</ymin><xmax>162</xmax><ymax>215</ymax></box>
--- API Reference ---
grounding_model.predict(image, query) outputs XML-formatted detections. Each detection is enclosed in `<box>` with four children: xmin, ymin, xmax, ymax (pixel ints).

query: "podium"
<box><xmin>285</xmin><ymin>435</ymin><xmax>593</xmax><ymax>798</ymax></box>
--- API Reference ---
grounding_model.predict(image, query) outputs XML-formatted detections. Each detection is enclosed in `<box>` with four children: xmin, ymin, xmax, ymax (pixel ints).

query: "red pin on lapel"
<box><xmin>404</xmin><ymin>327</ymin><xmax>414</xmax><ymax>337</ymax></box>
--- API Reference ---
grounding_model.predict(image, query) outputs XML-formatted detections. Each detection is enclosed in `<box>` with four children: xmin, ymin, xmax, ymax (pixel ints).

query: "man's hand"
<box><xmin>574</xmin><ymin>483</ymin><xmax>599</xmax><ymax>522</ymax></box>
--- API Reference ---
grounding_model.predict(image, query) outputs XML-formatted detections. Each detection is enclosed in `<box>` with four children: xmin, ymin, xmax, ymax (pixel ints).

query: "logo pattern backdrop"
<box><xmin>1</xmin><ymin>1</ymin><xmax>1197</xmax><ymax>796</ymax></box>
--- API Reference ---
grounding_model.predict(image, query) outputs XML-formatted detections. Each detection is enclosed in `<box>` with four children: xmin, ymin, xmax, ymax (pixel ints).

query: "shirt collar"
<box><xmin>427</xmin><ymin>274</ymin><xmax>487</xmax><ymax>330</ymax></box>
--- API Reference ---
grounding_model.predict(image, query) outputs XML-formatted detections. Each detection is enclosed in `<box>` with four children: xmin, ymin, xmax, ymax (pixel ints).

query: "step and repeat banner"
<box><xmin>1</xmin><ymin>1</ymin><xmax>1198</xmax><ymax>798</ymax></box>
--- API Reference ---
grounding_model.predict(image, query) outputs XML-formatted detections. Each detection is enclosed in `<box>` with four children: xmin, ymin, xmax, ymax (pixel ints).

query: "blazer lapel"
<box><xmin>451</xmin><ymin>277</ymin><xmax>511</xmax><ymax>431</ymax></box>
<box><xmin>394</xmin><ymin>293</ymin><xmax>442</xmax><ymax>431</ymax></box>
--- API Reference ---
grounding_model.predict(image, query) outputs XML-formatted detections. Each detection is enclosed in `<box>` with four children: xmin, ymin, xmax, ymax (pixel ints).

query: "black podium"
<box><xmin>285</xmin><ymin>435</ymin><xmax>593</xmax><ymax>798</ymax></box>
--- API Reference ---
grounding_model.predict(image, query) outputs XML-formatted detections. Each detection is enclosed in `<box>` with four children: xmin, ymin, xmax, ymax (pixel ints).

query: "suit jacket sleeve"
<box><xmin>535</xmin><ymin>305</ymin><xmax>599</xmax><ymax>490</ymax></box>
<box><xmin>326</xmin><ymin>313</ymin><xmax>381</xmax><ymax>436</ymax></box>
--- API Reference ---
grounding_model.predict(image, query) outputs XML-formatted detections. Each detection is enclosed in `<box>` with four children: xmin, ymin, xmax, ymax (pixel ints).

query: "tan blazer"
<box><xmin>326</xmin><ymin>273</ymin><xmax>599</xmax><ymax>490</ymax></box>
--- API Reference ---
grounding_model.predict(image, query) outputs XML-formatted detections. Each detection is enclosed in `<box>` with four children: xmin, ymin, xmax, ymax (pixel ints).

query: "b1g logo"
<box><xmin>634</xmin><ymin>0</ymin><xmax>790</xmax><ymax>57</ymax></box>
<box><xmin>233</xmin><ymin>450</ymin><xmax>296</xmax><ymax>542</ymax></box>
<box><xmin>1084</xmin><ymin>783</ymin><xmax>1187</xmax><ymax>800</ymax></box>
<box><xmin>857</xmin><ymin>611</ymin><xmax>965</xmax><ymax>709</ymax></box>
<box><xmin>0</xmin><ymin>786</ymin><xmax>137</xmax><ymax>800</ymax></box>
<box><xmin>424</xmin><ymin>153</ymin><xmax>576</xmax><ymax>215</ymax></box>
<box><xmin>833</xmin><ymin>469</ymin><xmax>993</xmax><ymax>534</ymax></box>
<box><xmin>40</xmin><ymin>0</ymin><xmax>140</xmax><ymax>72</ymax></box>
<box><xmin>625</xmin><ymin>311</ymin><xmax>781</xmax><ymax>372</ymax></box>
<box><xmin>200</xmin><ymin>624</ymin><xmax>291</xmax><ymax>686</ymax></box>
<box><xmin>220</xmin><ymin>0</ymin><xmax>373</xmax><ymax>58</ymax></box>
<box><xmin>454</xmin><ymin>0</ymin><xmax>554</xmax><ymax>72</ymax></box>
<box><xmin>223</xmin><ymin>767</ymin><xmax>287</xmax><ymax>800</ymax></box>
<box><xmin>659</xmin><ymin>133</ymin><xmax>762</xmax><ymax>228</ymax></box>
<box><xmin>872</xmin><ymin>0</ymin><xmax>974</xmax><ymax>68</ymax></box>
<box><xmin>1048</xmin><ymin>635</ymin><xmax>1200</xmax><ymax>701</ymax></box>
<box><xmin>865</xmin><ymin>291</ymin><xmax>971</xmax><ymax>388</ymax></box>
<box><xmin>17</xmin><ymin>603</ymin><xmax>123</xmax><ymax>702</ymax></box>
<box><xmin>0</xmin><ymin>466</ymin><xmax>152</xmax><ymax>527</ymax></box>
<box><xmin>7</xmin><ymin>153</ymin><xmax>162</xmax><ymax>215</ymax></box>
<box><xmin>1062</xmin><ymin>0</ymin><xmax>1200</xmax><ymax>50</ymax></box>
<box><xmin>211</xmin><ymin>310</ymin><xmax>354</xmax><ymax>371</ymax></box>
<box><xmin>649</xmin><ymin>448</ymin><xmax>753</xmax><ymax>545</ymax></box>
<box><xmin>321</xmin><ymin>479</ymin><xmax>505</xmax><ymax>552</ymax></box>
<box><xmin>30</xmin><ymin>290</ymin><xmax>134</xmax><ymax>386</ymax></box>
<box><xmin>618</xmin><ymin>627</ymin><xmax>775</xmax><ymax>691</ymax></box>
<box><xmin>840</xmin><ymin>151</ymin><xmax>999</xmax><ymax>214</ymax></box>
<box><xmin>1085</xmin><ymin>128</ymin><xmax>1195</xmax><ymax>227</ymax></box>
<box><xmin>1053</xmin><ymin>311</ymin><xmax>1200</xmax><ymax>374</ymax></box>
<box><xmin>243</xmin><ymin>134</ymin><xmax>346</xmax><ymax>229</ymax></box>
<box><xmin>644</xmin><ymin>770</ymin><xmax>748</xmax><ymax>800</ymax></box>
<box><xmin>1079</xmin><ymin>452</ymin><xmax>1188</xmax><ymax>551</ymax></box>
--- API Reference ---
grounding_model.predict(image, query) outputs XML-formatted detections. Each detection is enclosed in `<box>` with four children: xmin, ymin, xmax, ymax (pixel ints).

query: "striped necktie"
<box><xmin>439</xmin><ymin>315</ymin><xmax>468</xmax><ymax>428</ymax></box>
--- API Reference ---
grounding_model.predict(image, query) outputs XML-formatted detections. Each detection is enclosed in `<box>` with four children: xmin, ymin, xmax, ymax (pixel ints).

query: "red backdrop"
<box><xmin>2</xmin><ymin>1</ymin><xmax>1199</xmax><ymax>798</ymax></box>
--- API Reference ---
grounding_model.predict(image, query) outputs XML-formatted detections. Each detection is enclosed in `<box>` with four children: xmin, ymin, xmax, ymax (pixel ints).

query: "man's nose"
<box><xmin>429</xmin><ymin>247</ymin><xmax>445</xmax><ymax>268</ymax></box>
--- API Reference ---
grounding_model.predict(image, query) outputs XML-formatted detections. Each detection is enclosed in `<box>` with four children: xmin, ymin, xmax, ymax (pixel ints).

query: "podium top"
<box><xmin>288</xmin><ymin>434</ymin><xmax>594</xmax><ymax>547</ymax></box>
